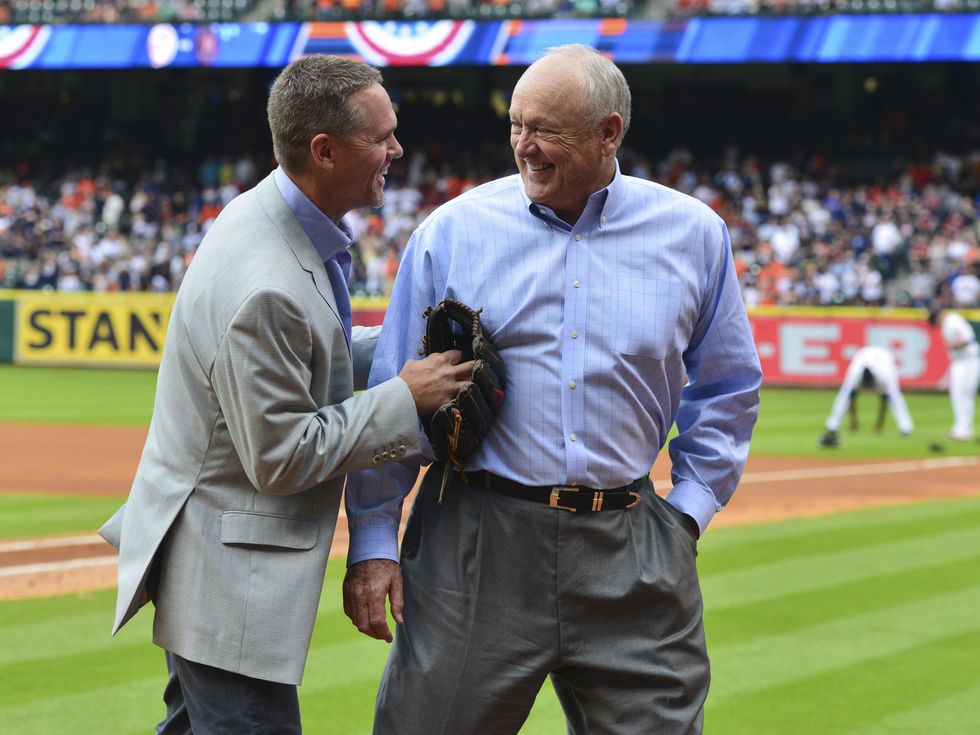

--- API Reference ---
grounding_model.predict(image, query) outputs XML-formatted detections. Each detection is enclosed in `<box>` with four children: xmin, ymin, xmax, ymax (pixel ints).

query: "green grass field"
<box><xmin>2</xmin><ymin>497</ymin><xmax>978</xmax><ymax>734</ymax></box>
<box><xmin>1</xmin><ymin>365</ymin><xmax>978</xmax><ymax>733</ymax></box>
<box><xmin>1</xmin><ymin>364</ymin><xmax>975</xmax><ymax>457</ymax></box>
<box><xmin>0</xmin><ymin>366</ymin><xmax>156</xmax><ymax>426</ymax></box>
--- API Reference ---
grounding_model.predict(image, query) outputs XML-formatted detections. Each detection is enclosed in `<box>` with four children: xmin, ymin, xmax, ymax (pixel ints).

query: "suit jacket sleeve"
<box><xmin>211</xmin><ymin>287</ymin><xmax>420</xmax><ymax>496</ymax></box>
<box><xmin>351</xmin><ymin>324</ymin><xmax>381</xmax><ymax>391</ymax></box>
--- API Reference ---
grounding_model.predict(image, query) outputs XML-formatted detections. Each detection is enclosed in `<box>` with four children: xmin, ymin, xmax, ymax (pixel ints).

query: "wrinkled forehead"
<box><xmin>510</xmin><ymin>62</ymin><xmax>587</xmax><ymax>122</ymax></box>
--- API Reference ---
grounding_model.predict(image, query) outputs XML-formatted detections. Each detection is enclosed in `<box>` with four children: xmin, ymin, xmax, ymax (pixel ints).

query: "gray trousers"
<box><xmin>374</xmin><ymin>468</ymin><xmax>709</xmax><ymax>735</ymax></box>
<box><xmin>157</xmin><ymin>651</ymin><xmax>301</xmax><ymax>734</ymax></box>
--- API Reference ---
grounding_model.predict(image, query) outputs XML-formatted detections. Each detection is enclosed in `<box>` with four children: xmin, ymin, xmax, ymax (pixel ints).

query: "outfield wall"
<box><xmin>0</xmin><ymin>290</ymin><xmax>977</xmax><ymax>388</ymax></box>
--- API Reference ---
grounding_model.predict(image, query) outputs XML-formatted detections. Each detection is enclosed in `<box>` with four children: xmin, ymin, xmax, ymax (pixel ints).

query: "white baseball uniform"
<box><xmin>825</xmin><ymin>346</ymin><xmax>914</xmax><ymax>434</ymax></box>
<box><xmin>941</xmin><ymin>312</ymin><xmax>980</xmax><ymax>440</ymax></box>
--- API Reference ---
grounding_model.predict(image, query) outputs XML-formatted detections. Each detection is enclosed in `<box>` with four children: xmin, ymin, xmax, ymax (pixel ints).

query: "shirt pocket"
<box><xmin>612</xmin><ymin>278</ymin><xmax>684</xmax><ymax>361</ymax></box>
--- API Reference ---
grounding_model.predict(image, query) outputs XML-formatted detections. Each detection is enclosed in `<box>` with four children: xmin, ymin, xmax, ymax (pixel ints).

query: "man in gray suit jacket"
<box><xmin>99</xmin><ymin>55</ymin><xmax>472</xmax><ymax>734</ymax></box>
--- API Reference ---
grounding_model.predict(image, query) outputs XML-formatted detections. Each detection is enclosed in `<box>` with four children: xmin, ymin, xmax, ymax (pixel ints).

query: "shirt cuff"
<box><xmin>346</xmin><ymin>523</ymin><xmax>401</xmax><ymax>566</ymax></box>
<box><xmin>665</xmin><ymin>480</ymin><xmax>719</xmax><ymax>537</ymax></box>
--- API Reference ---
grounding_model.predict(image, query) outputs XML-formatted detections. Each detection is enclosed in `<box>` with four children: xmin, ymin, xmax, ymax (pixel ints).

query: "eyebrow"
<box><xmin>510</xmin><ymin>112</ymin><xmax>558</xmax><ymax>128</ymax></box>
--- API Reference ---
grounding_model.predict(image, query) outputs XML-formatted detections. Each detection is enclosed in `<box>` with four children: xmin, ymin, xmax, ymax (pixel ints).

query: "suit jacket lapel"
<box><xmin>254</xmin><ymin>173</ymin><xmax>346</xmax><ymax>340</ymax></box>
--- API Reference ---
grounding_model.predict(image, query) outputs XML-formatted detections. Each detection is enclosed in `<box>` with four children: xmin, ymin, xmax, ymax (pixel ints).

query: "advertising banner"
<box><xmin>7</xmin><ymin>15</ymin><xmax>980</xmax><ymax>70</ymax></box>
<box><xmin>747</xmin><ymin>307</ymin><xmax>978</xmax><ymax>389</ymax></box>
<box><xmin>12</xmin><ymin>291</ymin><xmax>175</xmax><ymax>368</ymax></box>
<box><xmin>2</xmin><ymin>291</ymin><xmax>975</xmax><ymax>385</ymax></box>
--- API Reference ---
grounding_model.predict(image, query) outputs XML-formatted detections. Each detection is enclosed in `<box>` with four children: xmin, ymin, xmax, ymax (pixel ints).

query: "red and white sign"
<box><xmin>749</xmin><ymin>313</ymin><xmax>947</xmax><ymax>388</ymax></box>
<box><xmin>352</xmin><ymin>302</ymin><xmax>963</xmax><ymax>390</ymax></box>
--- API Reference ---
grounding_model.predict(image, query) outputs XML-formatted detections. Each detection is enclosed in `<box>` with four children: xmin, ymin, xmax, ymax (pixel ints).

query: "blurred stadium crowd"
<box><xmin>4</xmin><ymin>0</ymin><xmax>633</xmax><ymax>24</ymax></box>
<box><xmin>2</xmin><ymin>146</ymin><xmax>978</xmax><ymax>308</ymax></box>
<box><xmin>7</xmin><ymin>0</ymin><xmax>976</xmax><ymax>24</ymax></box>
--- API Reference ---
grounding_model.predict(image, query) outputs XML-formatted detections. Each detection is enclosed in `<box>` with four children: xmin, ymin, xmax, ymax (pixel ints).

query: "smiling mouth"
<box><xmin>525</xmin><ymin>162</ymin><xmax>554</xmax><ymax>172</ymax></box>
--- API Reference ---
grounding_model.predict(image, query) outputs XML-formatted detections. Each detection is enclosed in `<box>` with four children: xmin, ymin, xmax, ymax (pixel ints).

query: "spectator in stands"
<box><xmin>4</xmin><ymin>146</ymin><xmax>980</xmax><ymax>308</ymax></box>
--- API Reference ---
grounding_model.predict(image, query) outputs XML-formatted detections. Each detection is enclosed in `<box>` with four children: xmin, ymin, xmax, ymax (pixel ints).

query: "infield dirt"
<box><xmin>2</xmin><ymin>423</ymin><xmax>978</xmax><ymax>600</ymax></box>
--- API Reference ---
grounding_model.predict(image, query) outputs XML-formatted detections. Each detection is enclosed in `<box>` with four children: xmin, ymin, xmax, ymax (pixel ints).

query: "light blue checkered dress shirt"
<box><xmin>345</xmin><ymin>163</ymin><xmax>762</xmax><ymax>564</ymax></box>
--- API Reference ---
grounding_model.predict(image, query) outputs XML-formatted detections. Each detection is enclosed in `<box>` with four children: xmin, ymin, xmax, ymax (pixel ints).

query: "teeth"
<box><xmin>527</xmin><ymin>162</ymin><xmax>551</xmax><ymax>172</ymax></box>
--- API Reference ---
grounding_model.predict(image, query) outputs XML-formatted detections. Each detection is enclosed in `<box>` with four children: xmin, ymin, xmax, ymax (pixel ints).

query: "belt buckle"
<box><xmin>550</xmin><ymin>486</ymin><xmax>579</xmax><ymax>512</ymax></box>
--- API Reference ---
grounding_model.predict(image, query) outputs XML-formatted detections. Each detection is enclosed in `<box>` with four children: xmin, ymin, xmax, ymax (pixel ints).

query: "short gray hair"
<box><xmin>267</xmin><ymin>55</ymin><xmax>383</xmax><ymax>173</ymax></box>
<box><xmin>541</xmin><ymin>44</ymin><xmax>631</xmax><ymax>144</ymax></box>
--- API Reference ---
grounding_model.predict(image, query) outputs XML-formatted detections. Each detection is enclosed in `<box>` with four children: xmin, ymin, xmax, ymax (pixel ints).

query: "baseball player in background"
<box><xmin>820</xmin><ymin>345</ymin><xmax>914</xmax><ymax>447</ymax></box>
<box><xmin>930</xmin><ymin>308</ymin><xmax>980</xmax><ymax>441</ymax></box>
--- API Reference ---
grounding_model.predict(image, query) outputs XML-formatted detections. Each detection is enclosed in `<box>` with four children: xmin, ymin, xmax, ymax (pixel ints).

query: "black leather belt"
<box><xmin>471</xmin><ymin>470</ymin><xmax>646</xmax><ymax>512</ymax></box>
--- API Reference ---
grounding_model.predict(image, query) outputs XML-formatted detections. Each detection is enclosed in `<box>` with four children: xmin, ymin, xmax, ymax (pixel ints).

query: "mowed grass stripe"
<box><xmin>707</xmin><ymin>494</ymin><xmax>980</xmax><ymax>547</ymax></box>
<box><xmin>0</xmin><ymin>366</ymin><xmax>157</xmax><ymax>426</ymax></box>
<box><xmin>0</xmin><ymin>493</ymin><xmax>123</xmax><ymax>540</ymax></box>
<box><xmin>702</xmin><ymin>523</ymin><xmax>980</xmax><ymax>608</ymax></box>
<box><xmin>707</xmin><ymin>627</ymin><xmax>980</xmax><ymax>735</ymax></box>
<box><xmin>0</xmin><ymin>677</ymin><xmax>167</xmax><ymax>735</ymax></box>
<box><xmin>0</xmin><ymin>607</ymin><xmax>127</xmax><ymax>666</ymax></box>
<box><xmin>705</xmin><ymin>553</ymin><xmax>980</xmax><ymax>644</ymax></box>
<box><xmin>710</xmin><ymin>578</ymin><xmax>980</xmax><ymax>687</ymax></box>
<box><xmin>848</xmin><ymin>683</ymin><xmax>980</xmax><ymax>735</ymax></box>
<box><xmin>701</xmin><ymin>496</ymin><xmax>980</xmax><ymax>575</ymax></box>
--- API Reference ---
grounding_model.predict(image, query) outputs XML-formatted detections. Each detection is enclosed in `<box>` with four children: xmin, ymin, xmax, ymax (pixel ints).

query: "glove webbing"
<box><xmin>437</xmin><ymin>407</ymin><xmax>467</xmax><ymax>504</ymax></box>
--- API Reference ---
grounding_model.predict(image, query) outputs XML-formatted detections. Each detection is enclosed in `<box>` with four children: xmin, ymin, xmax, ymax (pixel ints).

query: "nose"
<box><xmin>512</xmin><ymin>129</ymin><xmax>535</xmax><ymax>158</ymax></box>
<box><xmin>389</xmin><ymin>134</ymin><xmax>404</xmax><ymax>161</ymax></box>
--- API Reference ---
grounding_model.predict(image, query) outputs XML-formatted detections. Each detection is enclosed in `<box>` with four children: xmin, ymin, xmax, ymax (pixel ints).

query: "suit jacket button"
<box><xmin>382</xmin><ymin>451</ymin><xmax>389</xmax><ymax>460</ymax></box>
<box><xmin>398</xmin><ymin>445</ymin><xmax>407</xmax><ymax>455</ymax></box>
<box><xmin>372</xmin><ymin>455</ymin><xmax>381</xmax><ymax>464</ymax></box>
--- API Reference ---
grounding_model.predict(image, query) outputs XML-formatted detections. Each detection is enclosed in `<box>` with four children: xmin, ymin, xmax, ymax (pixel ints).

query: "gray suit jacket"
<box><xmin>100</xmin><ymin>173</ymin><xmax>420</xmax><ymax>685</ymax></box>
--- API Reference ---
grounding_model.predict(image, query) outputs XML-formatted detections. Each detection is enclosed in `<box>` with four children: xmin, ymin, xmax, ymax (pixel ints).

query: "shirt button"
<box><xmin>601</xmin><ymin>215</ymin><xmax>607</xmax><ymax>223</ymax></box>
<box><xmin>573</xmin><ymin>280</ymin><xmax>581</xmax><ymax>288</ymax></box>
<box><xmin>570</xmin><ymin>433</ymin><xmax>577</xmax><ymax>441</ymax></box>
<box><xmin>568</xmin><ymin>381</ymin><xmax>576</xmax><ymax>389</ymax></box>
<box><xmin>571</xmin><ymin>330</ymin><xmax>578</xmax><ymax>339</ymax></box>
<box><xmin>574</xmin><ymin>234</ymin><xmax>582</xmax><ymax>241</ymax></box>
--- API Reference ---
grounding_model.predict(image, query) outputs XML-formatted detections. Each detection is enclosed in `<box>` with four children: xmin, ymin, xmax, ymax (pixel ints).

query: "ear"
<box><xmin>310</xmin><ymin>132</ymin><xmax>337</xmax><ymax>170</ymax></box>
<box><xmin>599</xmin><ymin>112</ymin><xmax>624</xmax><ymax>156</ymax></box>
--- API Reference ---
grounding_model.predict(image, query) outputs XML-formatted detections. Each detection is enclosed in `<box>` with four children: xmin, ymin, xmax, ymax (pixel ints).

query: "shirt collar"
<box><xmin>522</xmin><ymin>159</ymin><xmax>624</xmax><ymax>232</ymax></box>
<box><xmin>273</xmin><ymin>166</ymin><xmax>352</xmax><ymax>263</ymax></box>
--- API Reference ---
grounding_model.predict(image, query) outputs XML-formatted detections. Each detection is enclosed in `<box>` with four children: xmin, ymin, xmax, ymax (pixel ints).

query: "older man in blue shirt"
<box><xmin>344</xmin><ymin>44</ymin><xmax>762</xmax><ymax>734</ymax></box>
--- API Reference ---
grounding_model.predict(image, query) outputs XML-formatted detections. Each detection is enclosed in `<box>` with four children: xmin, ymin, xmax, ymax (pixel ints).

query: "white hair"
<box><xmin>541</xmin><ymin>44</ymin><xmax>632</xmax><ymax>142</ymax></box>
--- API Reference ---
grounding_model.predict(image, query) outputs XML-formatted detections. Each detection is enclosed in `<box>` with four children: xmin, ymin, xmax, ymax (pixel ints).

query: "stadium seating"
<box><xmin>6</xmin><ymin>0</ymin><xmax>633</xmax><ymax>24</ymax></box>
<box><xmin>2</xmin><ymin>148</ymin><xmax>978</xmax><ymax>308</ymax></box>
<box><xmin>8</xmin><ymin>0</ymin><xmax>259</xmax><ymax>25</ymax></box>
<box><xmin>668</xmin><ymin>0</ymin><xmax>980</xmax><ymax>15</ymax></box>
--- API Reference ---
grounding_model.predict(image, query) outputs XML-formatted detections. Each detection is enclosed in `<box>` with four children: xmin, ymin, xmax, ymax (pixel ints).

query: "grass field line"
<box><xmin>655</xmin><ymin>455</ymin><xmax>979</xmax><ymax>490</ymax></box>
<box><xmin>0</xmin><ymin>556</ymin><xmax>117</xmax><ymax>577</ymax></box>
<box><xmin>0</xmin><ymin>533</ymin><xmax>105</xmax><ymax>553</ymax></box>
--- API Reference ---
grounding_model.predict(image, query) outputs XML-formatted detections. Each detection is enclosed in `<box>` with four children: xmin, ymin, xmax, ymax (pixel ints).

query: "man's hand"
<box><xmin>343</xmin><ymin>559</ymin><xmax>404</xmax><ymax>643</ymax></box>
<box><xmin>399</xmin><ymin>350</ymin><xmax>474</xmax><ymax>415</ymax></box>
